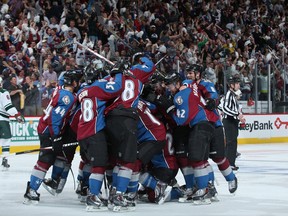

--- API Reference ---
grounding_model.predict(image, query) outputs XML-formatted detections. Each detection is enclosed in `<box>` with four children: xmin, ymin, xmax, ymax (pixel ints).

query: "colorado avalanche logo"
<box><xmin>175</xmin><ymin>96</ymin><xmax>183</xmax><ymax>105</ymax></box>
<box><xmin>62</xmin><ymin>96</ymin><xmax>70</xmax><ymax>105</ymax></box>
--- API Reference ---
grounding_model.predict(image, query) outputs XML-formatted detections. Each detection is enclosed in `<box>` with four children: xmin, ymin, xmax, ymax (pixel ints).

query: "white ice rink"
<box><xmin>1</xmin><ymin>143</ymin><xmax>288</xmax><ymax>216</ymax></box>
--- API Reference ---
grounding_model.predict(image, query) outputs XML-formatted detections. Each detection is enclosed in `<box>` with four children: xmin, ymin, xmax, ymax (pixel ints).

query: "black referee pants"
<box><xmin>223</xmin><ymin>117</ymin><xmax>239</xmax><ymax>167</ymax></box>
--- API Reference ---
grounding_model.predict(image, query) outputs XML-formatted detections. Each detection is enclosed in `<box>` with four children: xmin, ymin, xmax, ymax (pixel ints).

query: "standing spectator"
<box><xmin>31</xmin><ymin>72</ymin><xmax>43</xmax><ymax>116</ymax></box>
<box><xmin>221</xmin><ymin>76</ymin><xmax>246</xmax><ymax>171</ymax></box>
<box><xmin>67</xmin><ymin>20</ymin><xmax>81</xmax><ymax>40</ymax></box>
<box><xmin>43</xmin><ymin>64</ymin><xmax>58</xmax><ymax>85</ymax></box>
<box><xmin>22</xmin><ymin>75</ymin><xmax>39</xmax><ymax>116</ymax></box>
<box><xmin>258</xmin><ymin>68</ymin><xmax>268</xmax><ymax>101</ymax></box>
<box><xmin>240</xmin><ymin>70</ymin><xmax>253</xmax><ymax>100</ymax></box>
<box><xmin>7</xmin><ymin>76</ymin><xmax>24</xmax><ymax>114</ymax></box>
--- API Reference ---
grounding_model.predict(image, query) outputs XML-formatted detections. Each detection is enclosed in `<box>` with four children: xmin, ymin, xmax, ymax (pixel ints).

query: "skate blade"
<box><xmin>108</xmin><ymin>204</ymin><xmax>135</xmax><ymax>212</ymax></box>
<box><xmin>192</xmin><ymin>198</ymin><xmax>211</xmax><ymax>205</ymax></box>
<box><xmin>210</xmin><ymin>196</ymin><xmax>220</xmax><ymax>202</ymax></box>
<box><xmin>157</xmin><ymin>186</ymin><xmax>172</xmax><ymax>205</ymax></box>
<box><xmin>42</xmin><ymin>184</ymin><xmax>57</xmax><ymax>196</ymax></box>
<box><xmin>178</xmin><ymin>197</ymin><xmax>193</xmax><ymax>203</ymax></box>
<box><xmin>23</xmin><ymin>198</ymin><xmax>39</xmax><ymax>205</ymax></box>
<box><xmin>86</xmin><ymin>205</ymin><xmax>107</xmax><ymax>212</ymax></box>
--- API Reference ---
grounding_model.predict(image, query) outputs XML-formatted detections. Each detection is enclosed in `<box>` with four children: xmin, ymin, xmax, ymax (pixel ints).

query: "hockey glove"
<box><xmin>205</xmin><ymin>98</ymin><xmax>216</xmax><ymax>111</ymax></box>
<box><xmin>51</xmin><ymin>135</ymin><xmax>63</xmax><ymax>154</ymax></box>
<box><xmin>15</xmin><ymin>112</ymin><xmax>25</xmax><ymax>123</ymax></box>
<box><xmin>155</xmin><ymin>95</ymin><xmax>175</xmax><ymax>114</ymax></box>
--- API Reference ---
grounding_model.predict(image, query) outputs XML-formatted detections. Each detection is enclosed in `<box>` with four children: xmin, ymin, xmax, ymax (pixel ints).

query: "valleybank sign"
<box><xmin>238</xmin><ymin>114</ymin><xmax>288</xmax><ymax>144</ymax></box>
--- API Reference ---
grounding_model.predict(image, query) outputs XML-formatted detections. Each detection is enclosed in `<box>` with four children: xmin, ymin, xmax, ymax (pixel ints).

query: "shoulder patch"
<box><xmin>62</xmin><ymin>95</ymin><xmax>70</xmax><ymax>105</ymax></box>
<box><xmin>175</xmin><ymin>96</ymin><xmax>183</xmax><ymax>105</ymax></box>
<box><xmin>6</xmin><ymin>94</ymin><xmax>10</xmax><ymax>100</ymax></box>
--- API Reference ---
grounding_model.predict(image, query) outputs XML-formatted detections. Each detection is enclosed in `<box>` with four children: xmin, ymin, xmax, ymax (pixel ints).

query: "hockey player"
<box><xmin>23</xmin><ymin>71</ymin><xmax>81</xmax><ymax>204</ymax></box>
<box><xmin>42</xmin><ymin>70</ymin><xmax>83</xmax><ymax>196</ymax></box>
<box><xmin>105</xmin><ymin>54</ymin><xmax>155</xmax><ymax>212</ymax></box>
<box><xmin>141</xmin><ymin>75</ymin><xmax>193</xmax><ymax>203</ymax></box>
<box><xmin>77</xmin><ymin>64</ymin><xmax>124</xmax><ymax>211</ymax></box>
<box><xmin>156</xmin><ymin>74</ymin><xmax>218</xmax><ymax>204</ymax></box>
<box><xmin>184</xmin><ymin>65</ymin><xmax>238</xmax><ymax>197</ymax></box>
<box><xmin>75</xmin><ymin>64</ymin><xmax>107</xmax><ymax>203</ymax></box>
<box><xmin>0</xmin><ymin>76</ymin><xmax>25</xmax><ymax>169</ymax></box>
<box><xmin>134</xmin><ymin>99</ymin><xmax>177</xmax><ymax>205</ymax></box>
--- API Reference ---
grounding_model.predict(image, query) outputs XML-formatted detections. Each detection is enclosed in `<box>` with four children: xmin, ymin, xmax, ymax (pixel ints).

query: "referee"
<box><xmin>221</xmin><ymin>76</ymin><xmax>246</xmax><ymax>171</ymax></box>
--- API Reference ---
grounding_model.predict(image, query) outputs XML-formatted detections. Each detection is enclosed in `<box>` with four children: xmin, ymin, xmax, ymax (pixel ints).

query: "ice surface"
<box><xmin>1</xmin><ymin>144</ymin><xmax>288</xmax><ymax>216</ymax></box>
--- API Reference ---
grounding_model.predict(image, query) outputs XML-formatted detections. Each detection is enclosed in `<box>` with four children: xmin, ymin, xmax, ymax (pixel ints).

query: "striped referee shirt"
<box><xmin>220</xmin><ymin>90</ymin><xmax>240</xmax><ymax>120</ymax></box>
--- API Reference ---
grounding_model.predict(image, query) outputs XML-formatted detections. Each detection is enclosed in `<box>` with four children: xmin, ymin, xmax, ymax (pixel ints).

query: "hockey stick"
<box><xmin>155</xmin><ymin>54</ymin><xmax>168</xmax><ymax>66</ymax></box>
<box><xmin>1</xmin><ymin>142</ymin><xmax>79</xmax><ymax>157</ymax></box>
<box><xmin>74</xmin><ymin>38</ymin><xmax>136</xmax><ymax>78</ymax></box>
<box><xmin>74</xmin><ymin>39</ymin><xmax>115</xmax><ymax>65</ymax></box>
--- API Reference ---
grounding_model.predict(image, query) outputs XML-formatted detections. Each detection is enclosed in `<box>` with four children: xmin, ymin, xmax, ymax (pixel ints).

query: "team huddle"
<box><xmin>22</xmin><ymin>53</ymin><xmax>238</xmax><ymax>212</ymax></box>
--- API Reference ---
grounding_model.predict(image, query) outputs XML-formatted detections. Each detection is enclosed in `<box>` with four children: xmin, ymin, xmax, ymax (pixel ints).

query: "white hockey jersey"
<box><xmin>0</xmin><ymin>88</ymin><xmax>18</xmax><ymax>121</ymax></box>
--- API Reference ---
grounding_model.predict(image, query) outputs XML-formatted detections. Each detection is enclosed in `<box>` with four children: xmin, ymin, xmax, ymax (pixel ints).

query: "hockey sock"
<box><xmin>213</xmin><ymin>157</ymin><xmax>235</xmax><ymax>182</ymax></box>
<box><xmin>1</xmin><ymin>138</ymin><xmax>10</xmax><ymax>155</ymax></box>
<box><xmin>51</xmin><ymin>158</ymin><xmax>66</xmax><ymax>180</ymax></box>
<box><xmin>77</xmin><ymin>162</ymin><xmax>91</xmax><ymax>187</ymax></box>
<box><xmin>191</xmin><ymin>163</ymin><xmax>209</xmax><ymax>189</ymax></box>
<box><xmin>89</xmin><ymin>167</ymin><xmax>105</xmax><ymax>195</ymax></box>
<box><xmin>127</xmin><ymin>172</ymin><xmax>140</xmax><ymax>193</ymax></box>
<box><xmin>60</xmin><ymin>163</ymin><xmax>71</xmax><ymax>179</ymax></box>
<box><xmin>30</xmin><ymin>161</ymin><xmax>49</xmax><ymax>190</ymax></box>
<box><xmin>139</xmin><ymin>172</ymin><xmax>157</xmax><ymax>190</ymax></box>
<box><xmin>181</xmin><ymin>166</ymin><xmax>194</xmax><ymax>189</ymax></box>
<box><xmin>170</xmin><ymin>187</ymin><xmax>183</xmax><ymax>200</ymax></box>
<box><xmin>116</xmin><ymin>165</ymin><xmax>133</xmax><ymax>193</ymax></box>
<box><xmin>206</xmin><ymin>163</ymin><xmax>215</xmax><ymax>183</ymax></box>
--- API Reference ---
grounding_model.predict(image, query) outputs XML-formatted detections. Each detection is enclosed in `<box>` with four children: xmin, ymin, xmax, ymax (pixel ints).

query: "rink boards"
<box><xmin>3</xmin><ymin>114</ymin><xmax>288</xmax><ymax>153</ymax></box>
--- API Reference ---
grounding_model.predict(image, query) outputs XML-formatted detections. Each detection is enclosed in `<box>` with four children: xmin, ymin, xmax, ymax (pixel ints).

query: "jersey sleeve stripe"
<box><xmin>0</xmin><ymin>111</ymin><xmax>10</xmax><ymax>118</ymax></box>
<box><xmin>5</xmin><ymin>104</ymin><xmax>14</xmax><ymax>111</ymax></box>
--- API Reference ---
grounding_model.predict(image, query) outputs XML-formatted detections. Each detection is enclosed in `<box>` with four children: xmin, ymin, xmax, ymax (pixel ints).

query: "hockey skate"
<box><xmin>23</xmin><ymin>181</ymin><xmax>40</xmax><ymax>204</ymax></box>
<box><xmin>125</xmin><ymin>192</ymin><xmax>137</xmax><ymax>209</ymax></box>
<box><xmin>85</xmin><ymin>194</ymin><xmax>107</xmax><ymax>212</ymax></box>
<box><xmin>1</xmin><ymin>157</ymin><xmax>10</xmax><ymax>169</ymax></box>
<box><xmin>191</xmin><ymin>188</ymin><xmax>211</xmax><ymax>205</ymax></box>
<box><xmin>108</xmin><ymin>193</ymin><xmax>132</xmax><ymax>212</ymax></box>
<box><xmin>228</xmin><ymin>177</ymin><xmax>238</xmax><ymax>194</ymax></box>
<box><xmin>178</xmin><ymin>186</ymin><xmax>196</xmax><ymax>203</ymax></box>
<box><xmin>75</xmin><ymin>181</ymin><xmax>89</xmax><ymax>203</ymax></box>
<box><xmin>42</xmin><ymin>178</ymin><xmax>59</xmax><ymax>196</ymax></box>
<box><xmin>155</xmin><ymin>181</ymin><xmax>172</xmax><ymax>205</ymax></box>
<box><xmin>205</xmin><ymin>182</ymin><xmax>219</xmax><ymax>202</ymax></box>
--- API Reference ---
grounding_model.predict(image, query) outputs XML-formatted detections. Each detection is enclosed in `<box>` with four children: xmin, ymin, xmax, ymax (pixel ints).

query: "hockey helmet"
<box><xmin>110</xmin><ymin>60</ymin><xmax>130</xmax><ymax>76</ymax></box>
<box><xmin>132</xmin><ymin>52</ymin><xmax>144</xmax><ymax>65</ymax></box>
<box><xmin>186</xmin><ymin>64</ymin><xmax>203</xmax><ymax>74</ymax></box>
<box><xmin>63</xmin><ymin>70</ymin><xmax>83</xmax><ymax>86</ymax></box>
<box><xmin>164</xmin><ymin>72</ymin><xmax>183</xmax><ymax>85</ymax></box>
<box><xmin>84</xmin><ymin>64</ymin><xmax>107</xmax><ymax>84</ymax></box>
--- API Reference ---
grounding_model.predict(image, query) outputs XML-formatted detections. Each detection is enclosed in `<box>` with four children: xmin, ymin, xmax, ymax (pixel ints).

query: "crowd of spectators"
<box><xmin>0</xmin><ymin>0</ymin><xmax>288</xmax><ymax>116</ymax></box>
